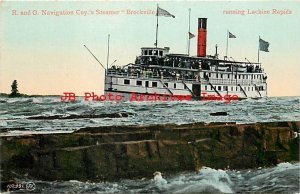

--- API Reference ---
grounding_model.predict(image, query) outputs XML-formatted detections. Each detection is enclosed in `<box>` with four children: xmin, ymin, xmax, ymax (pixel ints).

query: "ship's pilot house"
<box><xmin>139</xmin><ymin>47</ymin><xmax>170</xmax><ymax>65</ymax></box>
<box><xmin>141</xmin><ymin>47</ymin><xmax>170</xmax><ymax>58</ymax></box>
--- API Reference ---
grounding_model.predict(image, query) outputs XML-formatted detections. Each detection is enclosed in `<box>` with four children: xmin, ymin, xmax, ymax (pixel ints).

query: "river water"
<box><xmin>0</xmin><ymin>96</ymin><xmax>299</xmax><ymax>135</ymax></box>
<box><xmin>0</xmin><ymin>96</ymin><xmax>299</xmax><ymax>193</ymax></box>
<box><xmin>8</xmin><ymin>162</ymin><xmax>300</xmax><ymax>193</ymax></box>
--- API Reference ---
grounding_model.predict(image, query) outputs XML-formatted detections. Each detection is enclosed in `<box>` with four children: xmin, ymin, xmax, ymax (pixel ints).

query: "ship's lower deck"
<box><xmin>104</xmin><ymin>74</ymin><xmax>267</xmax><ymax>101</ymax></box>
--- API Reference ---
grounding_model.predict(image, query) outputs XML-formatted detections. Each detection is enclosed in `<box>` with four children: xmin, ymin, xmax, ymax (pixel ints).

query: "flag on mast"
<box><xmin>226</xmin><ymin>30</ymin><xmax>236</xmax><ymax>58</ymax></box>
<box><xmin>156</xmin><ymin>6</ymin><xmax>175</xmax><ymax>18</ymax></box>
<box><xmin>228</xmin><ymin>31</ymin><xmax>236</xmax><ymax>38</ymax></box>
<box><xmin>188</xmin><ymin>32</ymin><xmax>195</xmax><ymax>39</ymax></box>
<box><xmin>259</xmin><ymin>38</ymin><xmax>270</xmax><ymax>52</ymax></box>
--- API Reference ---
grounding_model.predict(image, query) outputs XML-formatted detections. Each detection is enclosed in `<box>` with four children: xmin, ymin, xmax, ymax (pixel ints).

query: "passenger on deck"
<box><xmin>204</xmin><ymin>72</ymin><xmax>209</xmax><ymax>81</ymax></box>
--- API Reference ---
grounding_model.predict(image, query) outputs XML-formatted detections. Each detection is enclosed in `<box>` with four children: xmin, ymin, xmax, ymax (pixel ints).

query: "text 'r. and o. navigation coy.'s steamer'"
<box><xmin>103</xmin><ymin>16</ymin><xmax>268</xmax><ymax>101</ymax></box>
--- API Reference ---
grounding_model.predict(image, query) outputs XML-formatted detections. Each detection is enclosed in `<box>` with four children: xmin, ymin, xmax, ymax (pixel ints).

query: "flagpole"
<box><xmin>155</xmin><ymin>4</ymin><xmax>159</xmax><ymax>48</ymax></box>
<box><xmin>258</xmin><ymin>35</ymin><xmax>260</xmax><ymax>63</ymax></box>
<box><xmin>226</xmin><ymin>30</ymin><xmax>229</xmax><ymax>60</ymax></box>
<box><xmin>106</xmin><ymin>34</ymin><xmax>110</xmax><ymax>71</ymax></box>
<box><xmin>188</xmin><ymin>8</ymin><xmax>191</xmax><ymax>56</ymax></box>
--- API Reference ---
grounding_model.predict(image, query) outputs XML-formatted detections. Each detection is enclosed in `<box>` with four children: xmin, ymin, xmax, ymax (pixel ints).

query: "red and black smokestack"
<box><xmin>197</xmin><ymin>18</ymin><xmax>207</xmax><ymax>57</ymax></box>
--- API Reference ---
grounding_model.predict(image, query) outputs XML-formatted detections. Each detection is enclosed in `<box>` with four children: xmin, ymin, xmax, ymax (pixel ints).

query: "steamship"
<box><xmin>104</xmin><ymin>18</ymin><xmax>267</xmax><ymax>100</ymax></box>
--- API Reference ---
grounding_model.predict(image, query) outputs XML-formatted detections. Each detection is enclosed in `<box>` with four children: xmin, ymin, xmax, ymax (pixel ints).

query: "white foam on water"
<box><xmin>196</xmin><ymin>167</ymin><xmax>233</xmax><ymax>193</ymax></box>
<box><xmin>0</xmin><ymin>110</ymin><xmax>8</xmax><ymax>114</ymax></box>
<box><xmin>249</xmin><ymin>162</ymin><xmax>298</xmax><ymax>182</ymax></box>
<box><xmin>276</xmin><ymin>162</ymin><xmax>293</xmax><ymax>168</ymax></box>
<box><xmin>6</xmin><ymin>98</ymin><xmax>28</xmax><ymax>103</ymax></box>
<box><xmin>157</xmin><ymin>167</ymin><xmax>234</xmax><ymax>193</ymax></box>
<box><xmin>0</xmin><ymin>130</ymin><xmax>72</xmax><ymax>137</ymax></box>
<box><xmin>153</xmin><ymin>172</ymin><xmax>168</xmax><ymax>189</ymax></box>
<box><xmin>241</xmin><ymin>162</ymin><xmax>300</xmax><ymax>193</ymax></box>
<box><xmin>69</xmin><ymin>180</ymin><xmax>81</xmax><ymax>183</ymax></box>
<box><xmin>32</xmin><ymin>98</ymin><xmax>42</xmax><ymax>104</ymax></box>
<box><xmin>0</xmin><ymin>119</ymin><xmax>8</xmax><ymax>127</ymax></box>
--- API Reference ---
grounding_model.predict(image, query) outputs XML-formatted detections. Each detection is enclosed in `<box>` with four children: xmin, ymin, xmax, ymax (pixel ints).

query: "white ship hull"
<box><xmin>104</xmin><ymin>70</ymin><xmax>267</xmax><ymax>102</ymax></box>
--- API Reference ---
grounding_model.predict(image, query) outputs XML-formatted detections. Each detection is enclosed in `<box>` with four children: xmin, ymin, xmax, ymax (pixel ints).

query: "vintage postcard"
<box><xmin>0</xmin><ymin>0</ymin><xmax>299</xmax><ymax>193</ymax></box>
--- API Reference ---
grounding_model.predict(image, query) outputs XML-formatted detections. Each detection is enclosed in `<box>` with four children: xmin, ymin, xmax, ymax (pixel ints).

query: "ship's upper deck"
<box><xmin>107</xmin><ymin>46</ymin><xmax>267</xmax><ymax>85</ymax></box>
<box><xmin>134</xmin><ymin>47</ymin><xmax>263</xmax><ymax>74</ymax></box>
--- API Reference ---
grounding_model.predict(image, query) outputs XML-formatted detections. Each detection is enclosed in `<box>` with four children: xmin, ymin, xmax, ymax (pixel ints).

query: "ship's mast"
<box><xmin>106</xmin><ymin>34</ymin><xmax>110</xmax><ymax>70</ymax></box>
<box><xmin>257</xmin><ymin>35</ymin><xmax>260</xmax><ymax>63</ymax></box>
<box><xmin>155</xmin><ymin>4</ymin><xmax>158</xmax><ymax>47</ymax></box>
<box><xmin>226</xmin><ymin>30</ymin><xmax>229</xmax><ymax>60</ymax></box>
<box><xmin>188</xmin><ymin>8</ymin><xmax>191</xmax><ymax>56</ymax></box>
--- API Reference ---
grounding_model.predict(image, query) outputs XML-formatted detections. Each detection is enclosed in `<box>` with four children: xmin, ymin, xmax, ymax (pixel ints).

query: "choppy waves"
<box><xmin>0</xmin><ymin>96</ymin><xmax>299</xmax><ymax>134</ymax></box>
<box><xmin>14</xmin><ymin>162</ymin><xmax>300</xmax><ymax>193</ymax></box>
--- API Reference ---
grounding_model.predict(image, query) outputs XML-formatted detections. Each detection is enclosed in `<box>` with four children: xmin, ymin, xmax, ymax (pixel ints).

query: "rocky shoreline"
<box><xmin>1</xmin><ymin>121</ymin><xmax>299</xmax><ymax>185</ymax></box>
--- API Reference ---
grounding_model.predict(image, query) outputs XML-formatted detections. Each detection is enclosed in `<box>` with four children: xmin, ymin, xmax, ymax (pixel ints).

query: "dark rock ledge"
<box><xmin>0</xmin><ymin>121</ymin><xmax>299</xmax><ymax>184</ymax></box>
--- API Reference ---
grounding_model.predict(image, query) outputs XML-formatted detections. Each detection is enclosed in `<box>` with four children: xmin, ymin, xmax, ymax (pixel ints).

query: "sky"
<box><xmin>0</xmin><ymin>0</ymin><xmax>299</xmax><ymax>96</ymax></box>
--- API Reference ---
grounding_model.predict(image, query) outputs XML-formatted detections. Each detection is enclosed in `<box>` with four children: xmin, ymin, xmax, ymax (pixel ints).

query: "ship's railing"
<box><xmin>108</xmin><ymin>75</ymin><xmax>195</xmax><ymax>83</ymax></box>
<box><xmin>107</xmin><ymin>70</ymin><xmax>199</xmax><ymax>82</ymax></box>
<box><xmin>107</xmin><ymin>70</ymin><xmax>167</xmax><ymax>80</ymax></box>
<box><xmin>203</xmin><ymin>78</ymin><xmax>265</xmax><ymax>85</ymax></box>
<box><xmin>107</xmin><ymin>70</ymin><xmax>127</xmax><ymax>76</ymax></box>
<box><xmin>161</xmin><ymin>77</ymin><xmax>198</xmax><ymax>82</ymax></box>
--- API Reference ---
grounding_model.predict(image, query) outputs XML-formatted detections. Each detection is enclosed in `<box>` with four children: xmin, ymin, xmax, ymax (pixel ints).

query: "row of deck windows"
<box><xmin>204</xmin><ymin>85</ymin><xmax>264</xmax><ymax>91</ymax></box>
<box><xmin>124</xmin><ymin>79</ymin><xmax>263</xmax><ymax>91</ymax></box>
<box><xmin>124</xmin><ymin>79</ymin><xmax>177</xmax><ymax>88</ymax></box>
<box><xmin>209</xmin><ymin>73</ymin><xmax>262</xmax><ymax>80</ymax></box>
<box><xmin>143</xmin><ymin>50</ymin><xmax>164</xmax><ymax>56</ymax></box>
